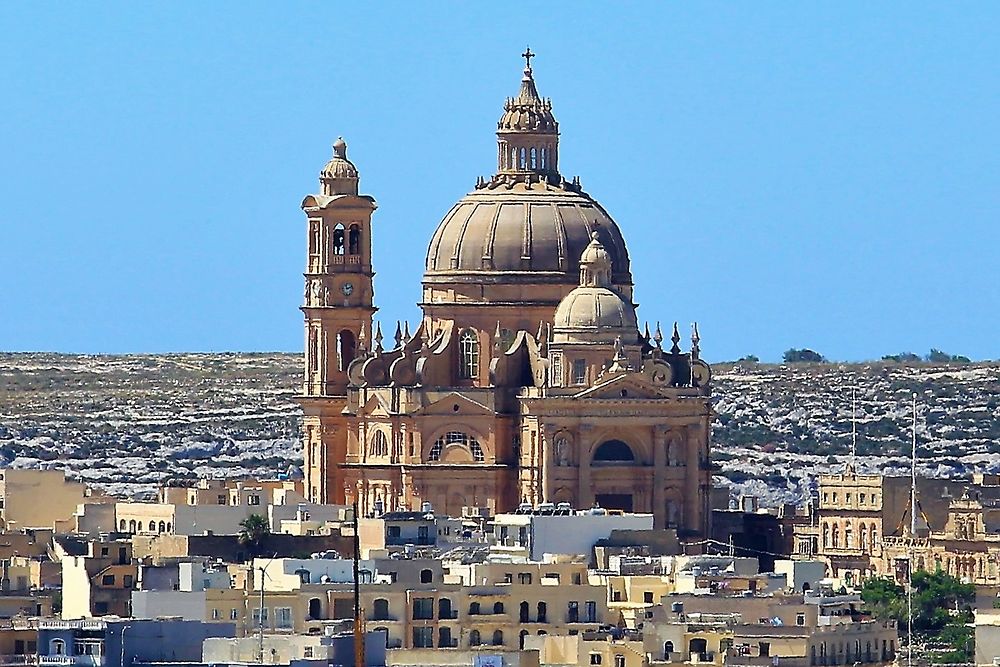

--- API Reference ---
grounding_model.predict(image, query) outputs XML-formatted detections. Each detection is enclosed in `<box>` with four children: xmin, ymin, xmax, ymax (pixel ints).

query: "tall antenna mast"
<box><xmin>907</xmin><ymin>392</ymin><xmax>917</xmax><ymax>667</ymax></box>
<box><xmin>353</xmin><ymin>494</ymin><xmax>364</xmax><ymax>667</ymax></box>
<box><xmin>911</xmin><ymin>392</ymin><xmax>917</xmax><ymax>537</ymax></box>
<box><xmin>851</xmin><ymin>384</ymin><xmax>858</xmax><ymax>468</ymax></box>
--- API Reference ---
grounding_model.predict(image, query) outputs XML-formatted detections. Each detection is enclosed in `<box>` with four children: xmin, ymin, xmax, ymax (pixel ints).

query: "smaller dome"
<box><xmin>553</xmin><ymin>286</ymin><xmax>638</xmax><ymax>337</ymax></box>
<box><xmin>553</xmin><ymin>234</ymin><xmax>638</xmax><ymax>343</ymax></box>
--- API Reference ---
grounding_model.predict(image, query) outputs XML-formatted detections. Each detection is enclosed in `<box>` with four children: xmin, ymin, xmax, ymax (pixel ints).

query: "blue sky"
<box><xmin>2</xmin><ymin>4</ymin><xmax>997</xmax><ymax>362</ymax></box>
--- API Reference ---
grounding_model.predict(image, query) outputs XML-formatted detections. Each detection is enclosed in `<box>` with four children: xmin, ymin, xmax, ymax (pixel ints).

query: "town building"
<box><xmin>297</xmin><ymin>53</ymin><xmax>713</xmax><ymax>535</ymax></box>
<box><xmin>797</xmin><ymin>470</ymin><xmax>1000</xmax><ymax>584</ymax></box>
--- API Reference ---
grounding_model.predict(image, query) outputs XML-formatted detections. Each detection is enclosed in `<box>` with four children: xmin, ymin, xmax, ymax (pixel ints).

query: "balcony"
<box><xmin>0</xmin><ymin>656</ymin><xmax>37</xmax><ymax>666</ymax></box>
<box><xmin>37</xmin><ymin>657</ymin><xmax>100</xmax><ymax>667</ymax></box>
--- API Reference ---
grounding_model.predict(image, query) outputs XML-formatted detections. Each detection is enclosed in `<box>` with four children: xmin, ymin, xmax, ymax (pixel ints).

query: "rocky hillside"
<box><xmin>1</xmin><ymin>353</ymin><xmax>997</xmax><ymax>504</ymax></box>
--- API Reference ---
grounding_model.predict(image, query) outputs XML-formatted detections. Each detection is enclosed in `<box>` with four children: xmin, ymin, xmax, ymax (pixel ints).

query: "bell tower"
<box><xmin>299</xmin><ymin>137</ymin><xmax>377</xmax><ymax>502</ymax></box>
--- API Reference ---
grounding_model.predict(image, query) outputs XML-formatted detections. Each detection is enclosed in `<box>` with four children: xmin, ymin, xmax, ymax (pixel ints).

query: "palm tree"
<box><xmin>238</xmin><ymin>513</ymin><xmax>270</xmax><ymax>558</ymax></box>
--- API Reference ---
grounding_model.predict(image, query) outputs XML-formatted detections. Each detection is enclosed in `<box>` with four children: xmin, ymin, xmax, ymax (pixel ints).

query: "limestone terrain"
<box><xmin>1</xmin><ymin>353</ymin><xmax>998</xmax><ymax>504</ymax></box>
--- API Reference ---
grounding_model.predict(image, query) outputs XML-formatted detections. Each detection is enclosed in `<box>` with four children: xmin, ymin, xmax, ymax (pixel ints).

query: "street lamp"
<box><xmin>119</xmin><ymin>624</ymin><xmax>131</xmax><ymax>667</ymax></box>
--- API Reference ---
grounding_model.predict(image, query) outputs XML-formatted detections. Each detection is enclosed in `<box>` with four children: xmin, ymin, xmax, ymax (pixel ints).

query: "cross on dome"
<box><xmin>522</xmin><ymin>46</ymin><xmax>535</xmax><ymax>70</ymax></box>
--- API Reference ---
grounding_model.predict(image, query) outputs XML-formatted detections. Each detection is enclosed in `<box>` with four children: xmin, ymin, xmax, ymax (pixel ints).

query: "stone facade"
<box><xmin>297</xmin><ymin>54</ymin><xmax>712</xmax><ymax>535</ymax></box>
<box><xmin>796</xmin><ymin>470</ymin><xmax>1000</xmax><ymax>585</ymax></box>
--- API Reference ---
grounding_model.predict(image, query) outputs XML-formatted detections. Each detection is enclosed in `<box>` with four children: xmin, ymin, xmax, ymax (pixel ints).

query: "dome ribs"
<box><xmin>520</xmin><ymin>201</ymin><xmax>532</xmax><ymax>263</ymax></box>
<box><xmin>552</xmin><ymin>203</ymin><xmax>568</xmax><ymax>271</ymax></box>
<box><xmin>480</xmin><ymin>203</ymin><xmax>503</xmax><ymax>270</ymax></box>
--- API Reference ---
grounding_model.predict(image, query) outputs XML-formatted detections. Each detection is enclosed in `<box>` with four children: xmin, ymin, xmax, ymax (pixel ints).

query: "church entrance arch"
<box><xmin>592</xmin><ymin>439</ymin><xmax>635</xmax><ymax>463</ymax></box>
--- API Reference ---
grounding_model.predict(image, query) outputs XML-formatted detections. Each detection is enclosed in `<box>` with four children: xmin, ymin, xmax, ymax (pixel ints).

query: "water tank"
<box><xmin>671</xmin><ymin>602</ymin><xmax>684</xmax><ymax>614</ymax></box>
<box><xmin>421</xmin><ymin>501</ymin><xmax>433</xmax><ymax>513</ymax></box>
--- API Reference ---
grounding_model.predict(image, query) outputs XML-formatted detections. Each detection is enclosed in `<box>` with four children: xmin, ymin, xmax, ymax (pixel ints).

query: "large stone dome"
<box><xmin>423</xmin><ymin>183</ymin><xmax>631</xmax><ymax>287</ymax></box>
<box><xmin>423</xmin><ymin>57</ymin><xmax>631</xmax><ymax>294</ymax></box>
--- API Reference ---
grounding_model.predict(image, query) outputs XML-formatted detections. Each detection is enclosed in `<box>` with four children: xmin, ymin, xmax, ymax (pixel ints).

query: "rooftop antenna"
<box><xmin>257</xmin><ymin>552</ymin><xmax>278</xmax><ymax>664</ymax></box>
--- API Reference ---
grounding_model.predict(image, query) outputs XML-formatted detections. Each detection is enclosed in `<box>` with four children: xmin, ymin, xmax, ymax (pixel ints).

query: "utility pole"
<box><xmin>258</xmin><ymin>565</ymin><xmax>265</xmax><ymax>665</ymax></box>
<box><xmin>353</xmin><ymin>496</ymin><xmax>364</xmax><ymax>667</ymax></box>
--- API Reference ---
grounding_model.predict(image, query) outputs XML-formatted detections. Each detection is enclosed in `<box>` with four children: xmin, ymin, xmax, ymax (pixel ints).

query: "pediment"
<box><xmin>415</xmin><ymin>392</ymin><xmax>494</xmax><ymax>416</ymax></box>
<box><xmin>355</xmin><ymin>393</ymin><xmax>392</xmax><ymax>417</ymax></box>
<box><xmin>571</xmin><ymin>372</ymin><xmax>675</xmax><ymax>400</ymax></box>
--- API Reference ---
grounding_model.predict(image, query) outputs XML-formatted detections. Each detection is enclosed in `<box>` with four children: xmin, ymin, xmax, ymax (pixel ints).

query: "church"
<box><xmin>296</xmin><ymin>52</ymin><xmax>713</xmax><ymax>535</ymax></box>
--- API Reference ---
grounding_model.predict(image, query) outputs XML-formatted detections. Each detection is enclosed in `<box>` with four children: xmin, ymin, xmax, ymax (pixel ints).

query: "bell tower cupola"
<box><xmin>496</xmin><ymin>48</ymin><xmax>560</xmax><ymax>180</ymax></box>
<box><xmin>320</xmin><ymin>137</ymin><xmax>360</xmax><ymax>196</ymax></box>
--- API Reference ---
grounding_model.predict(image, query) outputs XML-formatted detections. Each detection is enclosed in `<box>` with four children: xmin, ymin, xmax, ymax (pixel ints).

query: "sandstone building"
<box><xmin>297</xmin><ymin>53</ymin><xmax>712</xmax><ymax>534</ymax></box>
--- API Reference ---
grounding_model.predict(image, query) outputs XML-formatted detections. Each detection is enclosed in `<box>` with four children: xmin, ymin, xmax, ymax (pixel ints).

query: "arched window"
<box><xmin>519</xmin><ymin>147</ymin><xmax>527</xmax><ymax>170</ymax></box>
<box><xmin>372</xmin><ymin>598</ymin><xmax>389</xmax><ymax>620</ymax></box>
<box><xmin>832</xmin><ymin>525</ymin><xmax>840</xmax><ymax>548</ymax></box>
<box><xmin>519</xmin><ymin>630</ymin><xmax>529</xmax><ymax>649</ymax></box>
<box><xmin>664</xmin><ymin>641</ymin><xmax>674</xmax><ymax>657</ymax></box>
<box><xmin>459</xmin><ymin>330</ymin><xmax>479</xmax><ymax>380</ymax></box>
<box><xmin>519</xmin><ymin>601</ymin><xmax>529</xmax><ymax>623</ymax></box>
<box><xmin>540</xmin><ymin>147</ymin><xmax>547</xmax><ymax>169</ymax></box>
<box><xmin>469</xmin><ymin>602</ymin><xmax>480</xmax><ymax>615</ymax></box>
<box><xmin>845</xmin><ymin>523</ymin><xmax>853</xmax><ymax>548</ymax></box>
<box><xmin>593</xmin><ymin>440</ymin><xmax>635</xmax><ymax>462</ymax></box>
<box><xmin>469</xmin><ymin>630</ymin><xmax>481</xmax><ymax>646</ymax></box>
<box><xmin>438</xmin><ymin>598</ymin><xmax>452</xmax><ymax>619</ymax></box>
<box><xmin>530</xmin><ymin>147</ymin><xmax>537</xmax><ymax>169</ymax></box>
<box><xmin>492</xmin><ymin>629</ymin><xmax>504</xmax><ymax>646</ymax></box>
<box><xmin>50</xmin><ymin>640</ymin><xmax>65</xmax><ymax>656</ymax></box>
<box><xmin>166</xmin><ymin>522</ymin><xmax>172</xmax><ymax>532</ymax></box>
<box><xmin>332</xmin><ymin>224</ymin><xmax>345</xmax><ymax>255</ymax></box>
<box><xmin>119</xmin><ymin>519</ymin><xmax>126</xmax><ymax>531</ymax></box>
<box><xmin>822</xmin><ymin>523</ymin><xmax>829</xmax><ymax>549</ymax></box>
<box><xmin>537</xmin><ymin>601</ymin><xmax>547</xmax><ymax>623</ymax></box>
<box><xmin>129</xmin><ymin>519</ymin><xmax>136</xmax><ymax>533</ymax></box>
<box><xmin>370</xmin><ymin>431</ymin><xmax>389</xmax><ymax>458</ymax></box>
<box><xmin>870</xmin><ymin>523</ymin><xmax>878</xmax><ymax>551</ymax></box>
<box><xmin>337</xmin><ymin>330</ymin><xmax>355</xmax><ymax>372</ymax></box>
<box><xmin>308</xmin><ymin>597</ymin><xmax>322</xmax><ymax>620</ymax></box>
<box><xmin>428</xmin><ymin>431</ymin><xmax>484</xmax><ymax>463</ymax></box>
<box><xmin>493</xmin><ymin>601</ymin><xmax>504</xmax><ymax>614</ymax></box>
<box><xmin>348</xmin><ymin>225</ymin><xmax>361</xmax><ymax>255</ymax></box>
<box><xmin>158</xmin><ymin>521</ymin><xmax>166</xmax><ymax>533</ymax></box>
<box><xmin>860</xmin><ymin>524</ymin><xmax>868</xmax><ymax>552</ymax></box>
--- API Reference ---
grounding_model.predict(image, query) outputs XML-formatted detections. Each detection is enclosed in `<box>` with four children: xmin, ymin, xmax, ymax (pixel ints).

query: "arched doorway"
<box><xmin>592</xmin><ymin>440</ymin><xmax>637</xmax><ymax>512</ymax></box>
<box><xmin>593</xmin><ymin>440</ymin><xmax>635</xmax><ymax>462</ymax></box>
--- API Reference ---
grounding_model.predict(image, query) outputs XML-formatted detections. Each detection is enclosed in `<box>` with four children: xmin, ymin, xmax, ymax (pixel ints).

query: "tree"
<box><xmin>927</xmin><ymin>349</ymin><xmax>971</xmax><ymax>364</ymax></box>
<box><xmin>782</xmin><ymin>348</ymin><xmax>825</xmax><ymax>363</ymax></box>
<box><xmin>737</xmin><ymin>354</ymin><xmax>759</xmax><ymax>363</ymax></box>
<box><xmin>860</xmin><ymin>571</ymin><xmax>974</xmax><ymax>661</ymax></box>
<box><xmin>882</xmin><ymin>352</ymin><xmax>922</xmax><ymax>363</ymax></box>
<box><xmin>238</xmin><ymin>513</ymin><xmax>270</xmax><ymax>557</ymax></box>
